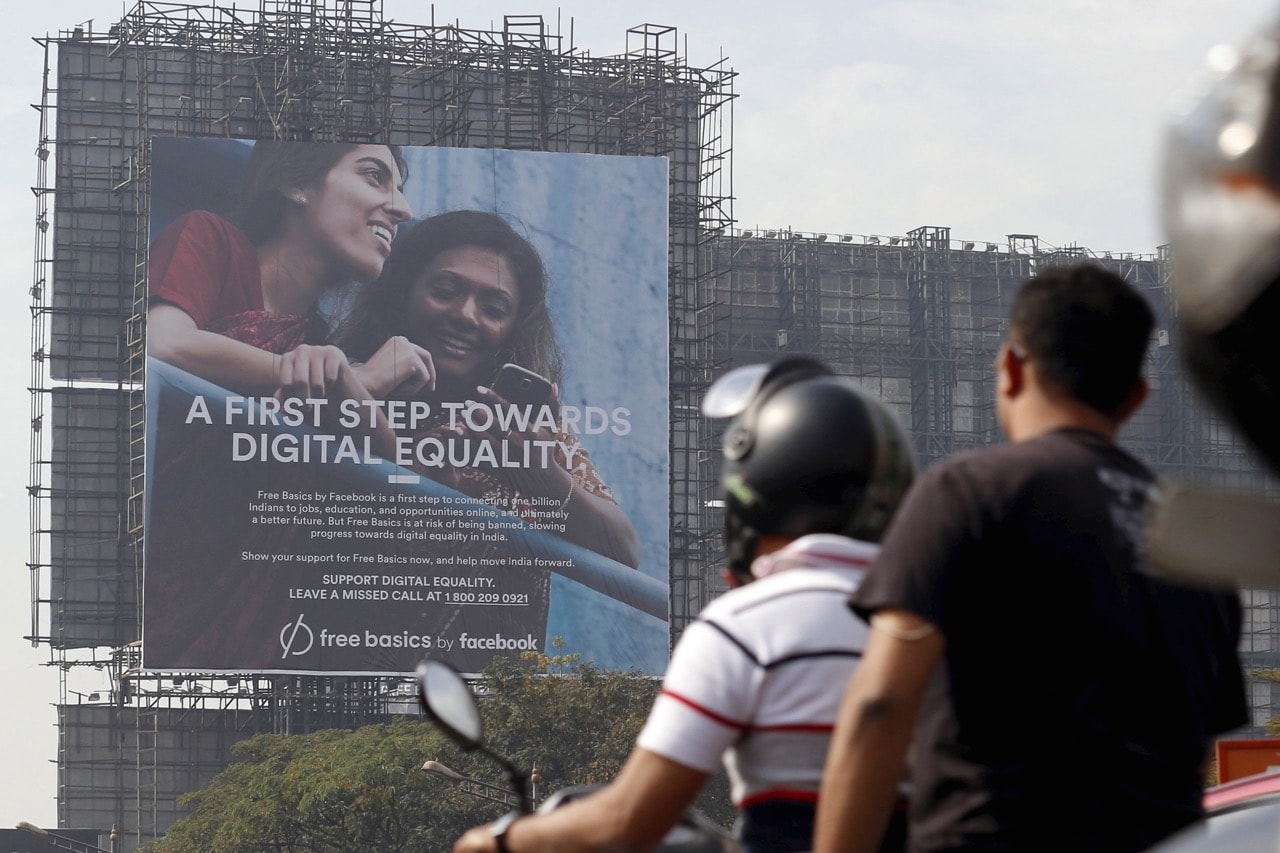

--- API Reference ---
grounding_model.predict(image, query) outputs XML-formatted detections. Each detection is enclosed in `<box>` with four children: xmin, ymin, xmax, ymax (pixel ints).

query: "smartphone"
<box><xmin>490</xmin><ymin>363</ymin><xmax>553</xmax><ymax>408</ymax></box>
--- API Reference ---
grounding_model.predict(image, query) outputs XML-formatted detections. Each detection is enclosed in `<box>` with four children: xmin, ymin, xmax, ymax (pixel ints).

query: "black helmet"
<box><xmin>703</xmin><ymin>357</ymin><xmax>916</xmax><ymax>580</ymax></box>
<box><xmin>1163</xmin><ymin>16</ymin><xmax>1280</xmax><ymax>471</ymax></box>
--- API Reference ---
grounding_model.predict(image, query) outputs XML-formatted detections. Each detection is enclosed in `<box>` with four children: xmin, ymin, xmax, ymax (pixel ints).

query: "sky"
<box><xmin>0</xmin><ymin>0</ymin><xmax>1276</xmax><ymax>833</ymax></box>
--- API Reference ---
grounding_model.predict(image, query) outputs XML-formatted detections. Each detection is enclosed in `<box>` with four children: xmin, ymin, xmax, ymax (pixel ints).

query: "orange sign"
<box><xmin>1217</xmin><ymin>738</ymin><xmax>1280</xmax><ymax>783</ymax></box>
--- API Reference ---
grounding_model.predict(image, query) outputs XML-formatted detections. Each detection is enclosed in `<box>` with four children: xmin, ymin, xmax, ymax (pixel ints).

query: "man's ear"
<box><xmin>1115</xmin><ymin>377</ymin><xmax>1149</xmax><ymax>424</ymax></box>
<box><xmin>720</xmin><ymin>566</ymin><xmax>745</xmax><ymax>589</ymax></box>
<box><xmin>998</xmin><ymin>343</ymin><xmax>1025</xmax><ymax>398</ymax></box>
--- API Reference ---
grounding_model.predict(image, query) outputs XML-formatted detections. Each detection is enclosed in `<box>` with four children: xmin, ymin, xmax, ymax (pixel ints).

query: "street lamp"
<box><xmin>16</xmin><ymin>822</ymin><xmax>118</xmax><ymax>853</ymax></box>
<box><xmin>422</xmin><ymin>759</ymin><xmax>540</xmax><ymax>809</ymax></box>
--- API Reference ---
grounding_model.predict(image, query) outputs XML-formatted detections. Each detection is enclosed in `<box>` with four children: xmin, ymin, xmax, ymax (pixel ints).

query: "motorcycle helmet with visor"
<box><xmin>702</xmin><ymin>357</ymin><xmax>916</xmax><ymax>581</ymax></box>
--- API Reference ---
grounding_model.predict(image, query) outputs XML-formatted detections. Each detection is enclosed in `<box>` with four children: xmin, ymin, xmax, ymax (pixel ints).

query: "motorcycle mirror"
<box><xmin>702</xmin><ymin>363</ymin><xmax>770</xmax><ymax>418</ymax></box>
<box><xmin>416</xmin><ymin>659</ymin><xmax>483</xmax><ymax>749</ymax></box>
<box><xmin>415</xmin><ymin>657</ymin><xmax>535</xmax><ymax>813</ymax></box>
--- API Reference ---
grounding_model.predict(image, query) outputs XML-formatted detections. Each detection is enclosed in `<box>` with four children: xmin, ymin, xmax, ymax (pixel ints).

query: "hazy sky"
<box><xmin>0</xmin><ymin>0</ymin><xmax>1275</xmax><ymax>831</ymax></box>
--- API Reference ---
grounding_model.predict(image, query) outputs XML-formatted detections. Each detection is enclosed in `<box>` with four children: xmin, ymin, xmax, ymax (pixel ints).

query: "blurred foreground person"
<box><xmin>1151</xmin><ymin>11</ymin><xmax>1280</xmax><ymax>587</ymax></box>
<box><xmin>454</xmin><ymin>357</ymin><xmax>915</xmax><ymax>853</ymax></box>
<box><xmin>814</xmin><ymin>265</ymin><xmax>1247</xmax><ymax>853</ymax></box>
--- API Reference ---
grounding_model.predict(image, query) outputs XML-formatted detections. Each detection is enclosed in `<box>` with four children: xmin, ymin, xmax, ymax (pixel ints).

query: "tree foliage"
<box><xmin>143</xmin><ymin>649</ymin><xmax>733</xmax><ymax>852</ymax></box>
<box><xmin>141</xmin><ymin>719</ymin><xmax>492</xmax><ymax>852</ymax></box>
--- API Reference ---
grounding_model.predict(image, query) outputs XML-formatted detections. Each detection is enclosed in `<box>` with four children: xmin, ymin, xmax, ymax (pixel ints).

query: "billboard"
<box><xmin>142</xmin><ymin>138</ymin><xmax>670</xmax><ymax>675</ymax></box>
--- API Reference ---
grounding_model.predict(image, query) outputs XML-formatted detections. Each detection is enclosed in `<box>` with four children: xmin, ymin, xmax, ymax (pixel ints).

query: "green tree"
<box><xmin>477</xmin><ymin>645</ymin><xmax>735</xmax><ymax>828</ymax></box>
<box><xmin>144</xmin><ymin>651</ymin><xmax>733</xmax><ymax>852</ymax></box>
<box><xmin>142</xmin><ymin>720</ymin><xmax>496</xmax><ymax>852</ymax></box>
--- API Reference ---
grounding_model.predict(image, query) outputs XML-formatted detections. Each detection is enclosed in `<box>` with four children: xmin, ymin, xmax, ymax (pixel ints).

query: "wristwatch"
<box><xmin>489</xmin><ymin>811</ymin><xmax>521</xmax><ymax>853</ymax></box>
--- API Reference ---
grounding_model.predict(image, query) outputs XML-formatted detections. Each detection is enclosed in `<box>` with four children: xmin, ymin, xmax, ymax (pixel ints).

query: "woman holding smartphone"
<box><xmin>328</xmin><ymin>209</ymin><xmax>641</xmax><ymax>568</ymax></box>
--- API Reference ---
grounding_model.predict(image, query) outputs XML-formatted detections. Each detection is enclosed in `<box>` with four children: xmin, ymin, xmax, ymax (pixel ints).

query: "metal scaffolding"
<box><xmin>30</xmin><ymin>1</ymin><xmax>734</xmax><ymax>844</ymax></box>
<box><xmin>710</xmin><ymin>224</ymin><xmax>1280</xmax><ymax>736</ymax></box>
<box><xmin>906</xmin><ymin>225</ymin><xmax>955</xmax><ymax>462</ymax></box>
<box><xmin>713</xmin><ymin>226</ymin><xmax>1276</xmax><ymax>476</ymax></box>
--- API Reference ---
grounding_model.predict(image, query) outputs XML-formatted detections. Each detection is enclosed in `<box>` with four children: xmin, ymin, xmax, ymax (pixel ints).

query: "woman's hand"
<box><xmin>275</xmin><ymin>344</ymin><xmax>352</xmax><ymax>401</ymax></box>
<box><xmin>269</xmin><ymin>345</ymin><xmax>404</xmax><ymax>459</ymax></box>
<box><xmin>400</xmin><ymin>376</ymin><xmax>642</xmax><ymax>567</ymax></box>
<box><xmin>351</xmin><ymin>335</ymin><xmax>437</xmax><ymax>399</ymax></box>
<box><xmin>466</xmin><ymin>382</ymin><xmax>570</xmax><ymax>498</ymax></box>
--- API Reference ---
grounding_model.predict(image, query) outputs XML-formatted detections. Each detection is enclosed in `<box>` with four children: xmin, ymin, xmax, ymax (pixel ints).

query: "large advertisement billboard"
<box><xmin>142</xmin><ymin>138</ymin><xmax>670</xmax><ymax>675</ymax></box>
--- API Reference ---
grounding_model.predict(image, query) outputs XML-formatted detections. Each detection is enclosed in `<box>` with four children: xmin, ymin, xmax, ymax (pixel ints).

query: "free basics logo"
<box><xmin>279</xmin><ymin>614</ymin><xmax>315</xmax><ymax>659</ymax></box>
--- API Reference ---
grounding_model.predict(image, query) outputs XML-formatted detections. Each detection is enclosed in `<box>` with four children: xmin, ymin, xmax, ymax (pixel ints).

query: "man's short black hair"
<box><xmin>1010</xmin><ymin>263</ymin><xmax>1155</xmax><ymax>416</ymax></box>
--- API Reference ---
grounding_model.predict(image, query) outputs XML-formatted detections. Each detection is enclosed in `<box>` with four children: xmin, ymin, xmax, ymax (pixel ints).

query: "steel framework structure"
<box><xmin>713</xmin><ymin>224</ymin><xmax>1280</xmax><ymax>736</ymax></box>
<box><xmin>30</xmin><ymin>1</ymin><xmax>734</xmax><ymax>842</ymax></box>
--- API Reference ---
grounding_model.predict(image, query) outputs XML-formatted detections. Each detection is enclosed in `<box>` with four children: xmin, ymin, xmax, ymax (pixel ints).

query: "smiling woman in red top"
<box><xmin>147</xmin><ymin>142</ymin><xmax>412</xmax><ymax>397</ymax></box>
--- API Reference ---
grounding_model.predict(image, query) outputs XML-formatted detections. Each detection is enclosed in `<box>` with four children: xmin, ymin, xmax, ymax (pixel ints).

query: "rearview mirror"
<box><xmin>416</xmin><ymin>659</ymin><xmax>482</xmax><ymax>749</ymax></box>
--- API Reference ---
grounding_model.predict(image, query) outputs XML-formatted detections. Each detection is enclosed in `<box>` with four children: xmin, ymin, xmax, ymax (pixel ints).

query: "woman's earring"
<box><xmin>292</xmin><ymin>193</ymin><xmax>308</xmax><ymax>206</ymax></box>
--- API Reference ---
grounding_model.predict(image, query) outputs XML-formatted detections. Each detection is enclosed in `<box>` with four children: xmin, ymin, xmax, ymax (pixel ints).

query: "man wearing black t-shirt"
<box><xmin>814</xmin><ymin>264</ymin><xmax>1247</xmax><ymax>853</ymax></box>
